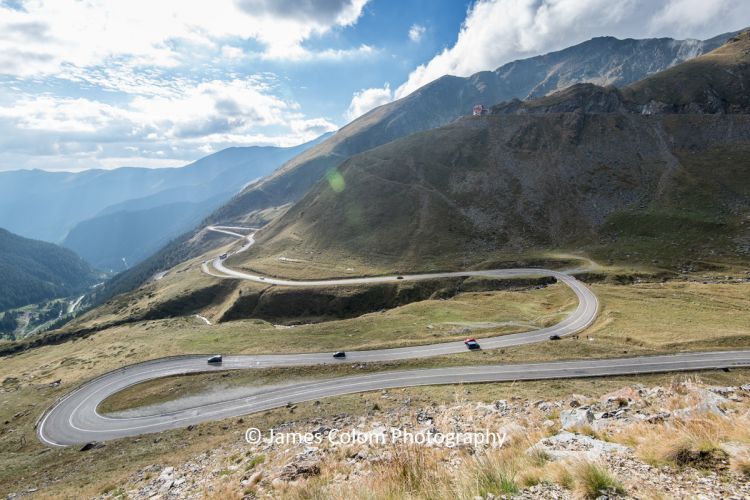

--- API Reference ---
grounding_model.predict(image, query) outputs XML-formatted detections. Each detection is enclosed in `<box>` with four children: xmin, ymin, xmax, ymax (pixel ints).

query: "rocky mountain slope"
<box><xmin>85</xmin><ymin>380</ymin><xmax>750</xmax><ymax>499</ymax></box>
<box><xmin>210</xmin><ymin>31</ymin><xmax>735</xmax><ymax>225</ymax></box>
<box><xmin>494</xmin><ymin>32</ymin><xmax>750</xmax><ymax>116</ymax></box>
<box><xmin>0</xmin><ymin>228</ymin><xmax>98</xmax><ymax>312</ymax></box>
<box><xmin>248</xmin><ymin>31</ymin><xmax>750</xmax><ymax>272</ymax></box>
<box><xmin>93</xmin><ymin>31</ymin><xmax>738</xmax><ymax>304</ymax></box>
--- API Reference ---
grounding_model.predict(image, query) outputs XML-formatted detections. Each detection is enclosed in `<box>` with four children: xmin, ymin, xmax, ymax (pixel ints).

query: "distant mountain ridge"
<box><xmin>89</xmin><ymin>30</ymin><xmax>739</xmax><ymax>305</ymax></box>
<box><xmin>0</xmin><ymin>134</ymin><xmax>330</xmax><ymax>270</ymax></box>
<box><xmin>62</xmin><ymin>196</ymin><xmax>227</xmax><ymax>271</ymax></box>
<box><xmin>209</xmin><ymin>31</ymin><xmax>737</xmax><ymax>224</ymax></box>
<box><xmin>0</xmin><ymin>228</ymin><xmax>98</xmax><ymax>312</ymax></box>
<box><xmin>493</xmin><ymin>32</ymin><xmax>750</xmax><ymax>116</ymax></box>
<box><xmin>248</xmin><ymin>30</ymin><xmax>750</xmax><ymax>272</ymax></box>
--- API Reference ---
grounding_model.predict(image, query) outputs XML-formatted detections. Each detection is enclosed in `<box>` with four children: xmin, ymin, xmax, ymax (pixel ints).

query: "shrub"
<box><xmin>573</xmin><ymin>461</ymin><xmax>625</xmax><ymax>499</ymax></box>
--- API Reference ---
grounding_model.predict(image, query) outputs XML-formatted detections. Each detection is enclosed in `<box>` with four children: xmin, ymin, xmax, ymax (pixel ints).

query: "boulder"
<box><xmin>278</xmin><ymin>460</ymin><xmax>320</xmax><ymax>481</ymax></box>
<box><xmin>529</xmin><ymin>431</ymin><xmax>630</xmax><ymax>461</ymax></box>
<box><xmin>600</xmin><ymin>386</ymin><xmax>641</xmax><ymax>406</ymax></box>
<box><xmin>79</xmin><ymin>441</ymin><xmax>105</xmax><ymax>452</ymax></box>
<box><xmin>675</xmin><ymin>387</ymin><xmax>729</xmax><ymax>418</ymax></box>
<box><xmin>560</xmin><ymin>409</ymin><xmax>594</xmax><ymax>430</ymax></box>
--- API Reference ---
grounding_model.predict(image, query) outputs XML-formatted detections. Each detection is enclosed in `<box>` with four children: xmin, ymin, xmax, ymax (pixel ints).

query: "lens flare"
<box><xmin>326</xmin><ymin>168</ymin><xmax>345</xmax><ymax>193</ymax></box>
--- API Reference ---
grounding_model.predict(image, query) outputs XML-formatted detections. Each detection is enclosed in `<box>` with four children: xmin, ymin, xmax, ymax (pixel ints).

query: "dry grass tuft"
<box><xmin>571</xmin><ymin>461</ymin><xmax>625</xmax><ymax>499</ymax></box>
<box><xmin>366</xmin><ymin>445</ymin><xmax>447</xmax><ymax>499</ymax></box>
<box><xmin>731</xmin><ymin>454</ymin><xmax>750</xmax><ymax>476</ymax></box>
<box><xmin>611</xmin><ymin>391</ymin><xmax>750</xmax><ymax>470</ymax></box>
<box><xmin>545</xmin><ymin>461</ymin><xmax>575</xmax><ymax>490</ymax></box>
<box><xmin>204</xmin><ymin>480</ymin><xmax>244</xmax><ymax>500</ymax></box>
<box><xmin>462</xmin><ymin>451</ymin><xmax>520</xmax><ymax>497</ymax></box>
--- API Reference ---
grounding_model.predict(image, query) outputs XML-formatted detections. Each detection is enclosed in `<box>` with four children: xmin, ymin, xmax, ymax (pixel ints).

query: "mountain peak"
<box><xmin>94</xmin><ymin>30</ymin><xmax>743</xmax><ymax>302</ymax></box>
<box><xmin>490</xmin><ymin>29</ymin><xmax>750</xmax><ymax>116</ymax></box>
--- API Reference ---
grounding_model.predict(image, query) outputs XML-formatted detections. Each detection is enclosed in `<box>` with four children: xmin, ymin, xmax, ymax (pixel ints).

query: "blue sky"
<box><xmin>0</xmin><ymin>0</ymin><xmax>748</xmax><ymax>172</ymax></box>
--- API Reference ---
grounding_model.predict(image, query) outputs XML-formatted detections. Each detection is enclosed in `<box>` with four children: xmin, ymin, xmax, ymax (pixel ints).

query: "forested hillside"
<box><xmin>0</xmin><ymin>228</ymin><xmax>98</xmax><ymax>311</ymax></box>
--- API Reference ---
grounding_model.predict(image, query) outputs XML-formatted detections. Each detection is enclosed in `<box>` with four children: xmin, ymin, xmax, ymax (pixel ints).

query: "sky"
<box><xmin>0</xmin><ymin>0</ymin><xmax>748</xmax><ymax>172</ymax></box>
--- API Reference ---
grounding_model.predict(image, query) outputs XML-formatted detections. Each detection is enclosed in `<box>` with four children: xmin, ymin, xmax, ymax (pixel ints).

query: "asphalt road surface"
<box><xmin>36</xmin><ymin>226</ymin><xmax>750</xmax><ymax>446</ymax></box>
<box><xmin>38</xmin><ymin>351</ymin><xmax>750</xmax><ymax>446</ymax></box>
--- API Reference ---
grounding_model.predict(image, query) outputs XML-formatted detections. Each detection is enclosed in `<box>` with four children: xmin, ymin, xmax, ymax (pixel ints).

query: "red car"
<box><xmin>464</xmin><ymin>338</ymin><xmax>480</xmax><ymax>350</ymax></box>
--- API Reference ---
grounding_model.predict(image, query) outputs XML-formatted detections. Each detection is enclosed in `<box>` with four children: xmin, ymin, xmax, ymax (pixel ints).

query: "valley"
<box><xmin>90</xmin><ymin>29</ymin><xmax>739</xmax><ymax>308</ymax></box>
<box><xmin>2</xmin><ymin>265</ymin><xmax>750</xmax><ymax>496</ymax></box>
<box><xmin>1</xmin><ymin>16</ymin><xmax>750</xmax><ymax>499</ymax></box>
<box><xmin>2</xmin><ymin>295</ymin><xmax>86</xmax><ymax>340</ymax></box>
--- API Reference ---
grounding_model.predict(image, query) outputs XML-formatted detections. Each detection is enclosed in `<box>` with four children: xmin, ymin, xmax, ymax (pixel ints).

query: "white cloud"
<box><xmin>290</xmin><ymin>117</ymin><xmax>339</xmax><ymax>136</ymax></box>
<box><xmin>0</xmin><ymin>0</ymin><xmax>372</xmax><ymax>77</ymax></box>
<box><xmin>259</xmin><ymin>44</ymin><xmax>377</xmax><ymax>62</ymax></box>
<box><xmin>129</xmin><ymin>79</ymin><xmax>294</xmax><ymax>136</ymax></box>
<box><xmin>345</xmin><ymin>83</ymin><xmax>393</xmax><ymax>121</ymax></box>
<box><xmin>409</xmin><ymin>24</ymin><xmax>426</xmax><ymax>42</ymax></box>
<box><xmin>0</xmin><ymin>78</ymin><xmax>338</xmax><ymax>170</ymax></box>
<box><xmin>235</xmin><ymin>0</ymin><xmax>368</xmax><ymax>26</ymax></box>
<box><xmin>396</xmin><ymin>0</ymin><xmax>750</xmax><ymax>98</ymax></box>
<box><xmin>221</xmin><ymin>45</ymin><xmax>245</xmax><ymax>60</ymax></box>
<box><xmin>0</xmin><ymin>96</ymin><xmax>128</xmax><ymax>133</ymax></box>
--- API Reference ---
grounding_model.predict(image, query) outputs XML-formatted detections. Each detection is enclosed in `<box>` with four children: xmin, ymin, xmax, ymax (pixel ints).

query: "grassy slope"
<box><xmin>3</xmin><ymin>32</ymin><xmax>750</xmax><ymax>499</ymax></box>
<box><xmin>590</xmin><ymin>139</ymin><xmax>750</xmax><ymax>268</ymax></box>
<box><xmin>623</xmin><ymin>31</ymin><xmax>750</xmax><ymax>110</ymax></box>
<box><xmin>233</xmin><ymin>34</ymin><xmax>750</xmax><ymax>277</ymax></box>
<box><xmin>240</xmin><ymin>113</ymin><xmax>750</xmax><ymax>276</ymax></box>
<box><xmin>2</xmin><ymin>279</ymin><xmax>750</xmax><ymax>496</ymax></box>
<box><xmin>98</xmin><ymin>280</ymin><xmax>750</xmax><ymax>413</ymax></box>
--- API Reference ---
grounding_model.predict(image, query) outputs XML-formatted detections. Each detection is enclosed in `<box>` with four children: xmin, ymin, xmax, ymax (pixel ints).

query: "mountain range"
<box><xmin>209</xmin><ymin>31</ymin><xmax>736</xmax><ymax>224</ymax></box>
<box><xmin>0</xmin><ymin>134</ymin><xmax>329</xmax><ymax>270</ymax></box>
<box><xmin>248</xmin><ymin>31</ymin><xmax>750</xmax><ymax>272</ymax></box>
<box><xmin>89</xmin><ymin>30</ymin><xmax>741</xmax><ymax>305</ymax></box>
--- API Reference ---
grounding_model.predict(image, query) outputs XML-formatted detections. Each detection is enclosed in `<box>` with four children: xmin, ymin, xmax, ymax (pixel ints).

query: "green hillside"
<box><xmin>243</xmin><ymin>32</ymin><xmax>750</xmax><ymax>273</ymax></box>
<box><xmin>92</xmin><ymin>33</ymin><xmax>737</xmax><ymax>305</ymax></box>
<box><xmin>0</xmin><ymin>228</ymin><xmax>98</xmax><ymax>311</ymax></box>
<box><xmin>210</xmin><ymin>33</ymin><xmax>734</xmax><ymax>226</ymax></box>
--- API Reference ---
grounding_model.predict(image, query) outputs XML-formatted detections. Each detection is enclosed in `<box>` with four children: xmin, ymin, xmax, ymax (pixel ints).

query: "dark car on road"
<box><xmin>333</xmin><ymin>351</ymin><xmax>346</xmax><ymax>359</ymax></box>
<box><xmin>549</xmin><ymin>335</ymin><xmax>561</xmax><ymax>341</ymax></box>
<box><xmin>464</xmin><ymin>338</ymin><xmax>480</xmax><ymax>350</ymax></box>
<box><xmin>207</xmin><ymin>355</ymin><xmax>223</xmax><ymax>364</ymax></box>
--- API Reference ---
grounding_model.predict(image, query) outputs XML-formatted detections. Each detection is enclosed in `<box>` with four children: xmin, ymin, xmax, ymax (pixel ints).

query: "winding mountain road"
<box><xmin>36</xmin><ymin>226</ymin><xmax>750</xmax><ymax>446</ymax></box>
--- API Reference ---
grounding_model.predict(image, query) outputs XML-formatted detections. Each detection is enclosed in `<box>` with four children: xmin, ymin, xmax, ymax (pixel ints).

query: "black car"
<box><xmin>207</xmin><ymin>354</ymin><xmax>223</xmax><ymax>364</ymax></box>
<box><xmin>396</xmin><ymin>276</ymin><xmax>404</xmax><ymax>280</ymax></box>
<box><xmin>549</xmin><ymin>335</ymin><xmax>561</xmax><ymax>341</ymax></box>
<box><xmin>332</xmin><ymin>351</ymin><xmax>346</xmax><ymax>359</ymax></box>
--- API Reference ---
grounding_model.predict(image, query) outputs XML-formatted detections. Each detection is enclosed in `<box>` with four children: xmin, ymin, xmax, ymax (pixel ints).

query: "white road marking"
<box><xmin>195</xmin><ymin>315</ymin><xmax>212</xmax><ymax>326</ymax></box>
